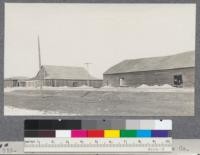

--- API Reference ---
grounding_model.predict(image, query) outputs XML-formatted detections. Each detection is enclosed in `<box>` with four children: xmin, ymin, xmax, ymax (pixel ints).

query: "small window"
<box><xmin>174</xmin><ymin>75</ymin><xmax>183</xmax><ymax>87</ymax></box>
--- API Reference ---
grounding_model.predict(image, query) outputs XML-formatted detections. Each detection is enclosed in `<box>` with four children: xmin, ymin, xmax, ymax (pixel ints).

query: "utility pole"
<box><xmin>38</xmin><ymin>35</ymin><xmax>43</xmax><ymax>90</ymax></box>
<box><xmin>84</xmin><ymin>62</ymin><xmax>92</xmax><ymax>86</ymax></box>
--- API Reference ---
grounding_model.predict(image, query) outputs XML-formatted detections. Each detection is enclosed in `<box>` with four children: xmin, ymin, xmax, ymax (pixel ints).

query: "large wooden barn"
<box><xmin>26</xmin><ymin>65</ymin><xmax>102</xmax><ymax>88</ymax></box>
<box><xmin>103</xmin><ymin>51</ymin><xmax>195</xmax><ymax>88</ymax></box>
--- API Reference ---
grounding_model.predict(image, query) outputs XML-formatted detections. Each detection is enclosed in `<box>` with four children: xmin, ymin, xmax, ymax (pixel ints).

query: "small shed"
<box><xmin>4</xmin><ymin>77</ymin><xmax>28</xmax><ymax>88</ymax></box>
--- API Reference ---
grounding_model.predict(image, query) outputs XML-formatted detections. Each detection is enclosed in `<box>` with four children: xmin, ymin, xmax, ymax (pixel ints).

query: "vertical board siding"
<box><xmin>103</xmin><ymin>67</ymin><xmax>194</xmax><ymax>88</ymax></box>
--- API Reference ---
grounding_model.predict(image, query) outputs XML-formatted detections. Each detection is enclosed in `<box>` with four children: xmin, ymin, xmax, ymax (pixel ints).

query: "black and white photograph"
<box><xmin>4</xmin><ymin>3</ymin><xmax>195</xmax><ymax>116</ymax></box>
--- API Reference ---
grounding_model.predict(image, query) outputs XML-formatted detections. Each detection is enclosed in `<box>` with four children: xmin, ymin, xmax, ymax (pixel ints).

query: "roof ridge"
<box><xmin>124</xmin><ymin>51</ymin><xmax>194</xmax><ymax>62</ymax></box>
<box><xmin>104</xmin><ymin>51</ymin><xmax>195</xmax><ymax>75</ymax></box>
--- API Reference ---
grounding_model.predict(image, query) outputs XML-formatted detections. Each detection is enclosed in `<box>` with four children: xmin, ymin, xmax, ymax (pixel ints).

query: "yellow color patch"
<box><xmin>104</xmin><ymin>130</ymin><xmax>120</xmax><ymax>138</ymax></box>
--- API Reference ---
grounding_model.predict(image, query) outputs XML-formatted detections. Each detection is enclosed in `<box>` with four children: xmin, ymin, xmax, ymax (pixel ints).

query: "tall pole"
<box><xmin>38</xmin><ymin>36</ymin><xmax>43</xmax><ymax>90</ymax></box>
<box><xmin>38</xmin><ymin>36</ymin><xmax>42</xmax><ymax>69</ymax></box>
<box><xmin>85</xmin><ymin>62</ymin><xmax>91</xmax><ymax>86</ymax></box>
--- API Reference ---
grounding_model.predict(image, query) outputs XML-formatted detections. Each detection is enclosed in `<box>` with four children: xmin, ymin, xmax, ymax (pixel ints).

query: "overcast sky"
<box><xmin>5</xmin><ymin>3</ymin><xmax>196</xmax><ymax>79</ymax></box>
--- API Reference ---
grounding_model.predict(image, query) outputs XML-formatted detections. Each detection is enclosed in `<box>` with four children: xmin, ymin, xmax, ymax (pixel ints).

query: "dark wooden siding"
<box><xmin>4</xmin><ymin>80</ymin><xmax>26</xmax><ymax>87</ymax></box>
<box><xmin>4</xmin><ymin>80</ymin><xmax>15</xmax><ymax>87</ymax></box>
<box><xmin>103</xmin><ymin>67</ymin><xmax>194</xmax><ymax>87</ymax></box>
<box><xmin>43</xmin><ymin>79</ymin><xmax>103</xmax><ymax>88</ymax></box>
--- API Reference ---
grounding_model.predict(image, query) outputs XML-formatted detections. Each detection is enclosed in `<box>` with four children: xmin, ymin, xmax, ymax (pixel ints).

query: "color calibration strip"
<box><xmin>25</xmin><ymin>129</ymin><xmax>171</xmax><ymax>138</ymax></box>
<box><xmin>24</xmin><ymin>119</ymin><xmax>172</xmax><ymax>138</ymax></box>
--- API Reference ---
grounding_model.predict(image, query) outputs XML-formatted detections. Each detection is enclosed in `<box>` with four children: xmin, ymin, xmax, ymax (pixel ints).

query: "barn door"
<box><xmin>174</xmin><ymin>75</ymin><xmax>183</xmax><ymax>87</ymax></box>
<box><xmin>52</xmin><ymin>80</ymin><xmax>56</xmax><ymax>87</ymax></box>
<box><xmin>120</xmin><ymin>78</ymin><xmax>126</xmax><ymax>87</ymax></box>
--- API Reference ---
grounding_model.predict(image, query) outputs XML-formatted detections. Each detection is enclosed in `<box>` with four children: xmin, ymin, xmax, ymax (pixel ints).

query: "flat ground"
<box><xmin>4</xmin><ymin>87</ymin><xmax>194</xmax><ymax>116</ymax></box>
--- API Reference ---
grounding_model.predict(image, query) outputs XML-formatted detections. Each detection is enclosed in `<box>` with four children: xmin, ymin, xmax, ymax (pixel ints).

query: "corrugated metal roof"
<box><xmin>40</xmin><ymin>65</ymin><xmax>97</xmax><ymax>80</ymax></box>
<box><xmin>104</xmin><ymin>51</ymin><xmax>195</xmax><ymax>75</ymax></box>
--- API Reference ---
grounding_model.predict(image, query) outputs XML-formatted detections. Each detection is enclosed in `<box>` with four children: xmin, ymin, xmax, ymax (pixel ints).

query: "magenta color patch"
<box><xmin>71</xmin><ymin>130</ymin><xmax>87</xmax><ymax>137</ymax></box>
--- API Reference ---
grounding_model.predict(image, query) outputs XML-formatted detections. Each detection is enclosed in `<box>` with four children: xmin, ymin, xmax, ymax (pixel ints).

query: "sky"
<box><xmin>5</xmin><ymin>3</ymin><xmax>196</xmax><ymax>79</ymax></box>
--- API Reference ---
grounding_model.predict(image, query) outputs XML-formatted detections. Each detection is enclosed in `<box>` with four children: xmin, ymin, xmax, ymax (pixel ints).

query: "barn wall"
<box><xmin>44</xmin><ymin>79</ymin><xmax>103</xmax><ymax>88</ymax></box>
<box><xmin>4</xmin><ymin>80</ymin><xmax>26</xmax><ymax>88</ymax></box>
<box><xmin>18</xmin><ymin>81</ymin><xmax>26</xmax><ymax>87</ymax></box>
<box><xmin>25</xmin><ymin>79</ymin><xmax>103</xmax><ymax>88</ymax></box>
<box><xmin>4</xmin><ymin>80</ymin><xmax>20</xmax><ymax>88</ymax></box>
<box><xmin>89</xmin><ymin>80</ymin><xmax>103</xmax><ymax>88</ymax></box>
<box><xmin>26</xmin><ymin>80</ymin><xmax>41</xmax><ymax>87</ymax></box>
<box><xmin>103</xmin><ymin>67</ymin><xmax>194</xmax><ymax>87</ymax></box>
<box><xmin>4</xmin><ymin>80</ymin><xmax>14</xmax><ymax>88</ymax></box>
<box><xmin>44</xmin><ymin>80</ymin><xmax>87</xmax><ymax>87</ymax></box>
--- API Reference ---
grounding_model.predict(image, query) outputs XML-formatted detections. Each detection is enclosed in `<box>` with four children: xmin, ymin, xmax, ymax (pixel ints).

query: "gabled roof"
<box><xmin>4</xmin><ymin>76</ymin><xmax>29</xmax><ymax>81</ymax></box>
<box><xmin>104</xmin><ymin>51</ymin><xmax>195</xmax><ymax>75</ymax></box>
<box><xmin>37</xmin><ymin>65</ymin><xmax>97</xmax><ymax>80</ymax></box>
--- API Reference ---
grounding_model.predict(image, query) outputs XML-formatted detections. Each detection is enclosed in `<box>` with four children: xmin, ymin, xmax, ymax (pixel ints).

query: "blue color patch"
<box><xmin>136</xmin><ymin>130</ymin><xmax>151</xmax><ymax>137</ymax></box>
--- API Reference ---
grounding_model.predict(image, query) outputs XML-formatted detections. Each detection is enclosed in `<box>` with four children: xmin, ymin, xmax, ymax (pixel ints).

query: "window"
<box><xmin>174</xmin><ymin>75</ymin><xmax>183</xmax><ymax>87</ymax></box>
<box><xmin>72</xmin><ymin>82</ymin><xmax>78</xmax><ymax>87</ymax></box>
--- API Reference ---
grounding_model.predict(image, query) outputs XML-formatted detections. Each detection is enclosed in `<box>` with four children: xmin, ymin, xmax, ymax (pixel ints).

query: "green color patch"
<box><xmin>120</xmin><ymin>130</ymin><xmax>136</xmax><ymax>137</ymax></box>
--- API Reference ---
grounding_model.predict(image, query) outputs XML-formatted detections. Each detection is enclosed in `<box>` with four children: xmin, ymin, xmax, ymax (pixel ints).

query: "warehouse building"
<box><xmin>103</xmin><ymin>51</ymin><xmax>195</xmax><ymax>88</ymax></box>
<box><xmin>26</xmin><ymin>65</ymin><xmax>102</xmax><ymax>88</ymax></box>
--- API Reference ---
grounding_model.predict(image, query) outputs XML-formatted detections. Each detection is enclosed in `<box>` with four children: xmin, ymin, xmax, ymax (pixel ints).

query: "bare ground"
<box><xmin>4</xmin><ymin>89</ymin><xmax>194</xmax><ymax>116</ymax></box>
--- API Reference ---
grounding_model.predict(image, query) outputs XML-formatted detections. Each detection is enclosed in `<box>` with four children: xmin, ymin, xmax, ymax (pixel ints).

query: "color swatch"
<box><xmin>24</xmin><ymin>119</ymin><xmax>172</xmax><ymax>138</ymax></box>
<box><xmin>25</xmin><ymin>119</ymin><xmax>172</xmax><ymax>130</ymax></box>
<box><xmin>25</xmin><ymin>129</ymin><xmax>171</xmax><ymax>138</ymax></box>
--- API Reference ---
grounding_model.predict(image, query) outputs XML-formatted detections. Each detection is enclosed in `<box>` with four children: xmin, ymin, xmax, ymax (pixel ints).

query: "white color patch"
<box><xmin>56</xmin><ymin>130</ymin><xmax>71</xmax><ymax>138</ymax></box>
<box><xmin>155</xmin><ymin>120</ymin><xmax>172</xmax><ymax>130</ymax></box>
